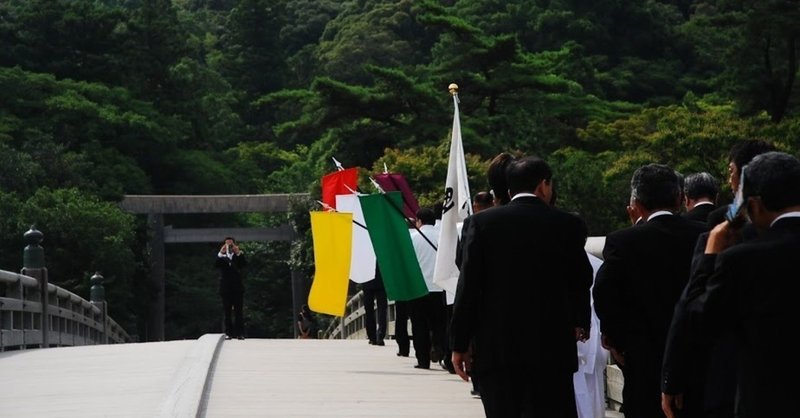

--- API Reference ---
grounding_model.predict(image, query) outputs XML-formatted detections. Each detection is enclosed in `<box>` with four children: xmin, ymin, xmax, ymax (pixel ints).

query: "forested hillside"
<box><xmin>1</xmin><ymin>0</ymin><xmax>798</xmax><ymax>339</ymax></box>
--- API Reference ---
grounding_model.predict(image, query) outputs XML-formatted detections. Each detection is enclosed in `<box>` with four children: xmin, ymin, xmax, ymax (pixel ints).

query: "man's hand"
<box><xmin>661</xmin><ymin>392</ymin><xmax>684</xmax><ymax>418</ymax></box>
<box><xmin>601</xmin><ymin>334</ymin><xmax>626</xmax><ymax>367</ymax></box>
<box><xmin>451</xmin><ymin>351</ymin><xmax>472</xmax><ymax>382</ymax></box>
<box><xmin>575</xmin><ymin>327</ymin><xmax>588</xmax><ymax>342</ymax></box>
<box><xmin>706</xmin><ymin>221</ymin><xmax>739</xmax><ymax>254</ymax></box>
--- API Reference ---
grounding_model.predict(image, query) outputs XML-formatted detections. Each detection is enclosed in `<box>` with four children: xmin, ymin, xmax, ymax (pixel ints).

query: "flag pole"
<box><xmin>432</xmin><ymin>82</ymin><xmax>472</xmax><ymax>297</ymax></box>
<box><xmin>369</xmin><ymin>177</ymin><xmax>438</xmax><ymax>251</ymax></box>
<box><xmin>315</xmin><ymin>200</ymin><xmax>368</xmax><ymax>230</ymax></box>
<box><xmin>449</xmin><ymin>83</ymin><xmax>459</xmax><ymax>98</ymax></box>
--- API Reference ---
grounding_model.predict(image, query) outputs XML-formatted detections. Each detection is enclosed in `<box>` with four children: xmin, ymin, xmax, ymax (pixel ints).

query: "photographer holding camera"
<box><xmin>215</xmin><ymin>236</ymin><xmax>247</xmax><ymax>340</ymax></box>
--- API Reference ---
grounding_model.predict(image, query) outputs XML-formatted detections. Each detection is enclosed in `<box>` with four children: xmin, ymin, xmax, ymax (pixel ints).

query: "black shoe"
<box><xmin>397</xmin><ymin>352</ymin><xmax>409</xmax><ymax>357</ymax></box>
<box><xmin>430</xmin><ymin>348</ymin><xmax>442</xmax><ymax>363</ymax></box>
<box><xmin>369</xmin><ymin>340</ymin><xmax>376</xmax><ymax>345</ymax></box>
<box><xmin>225</xmin><ymin>335</ymin><xmax>232</xmax><ymax>340</ymax></box>
<box><xmin>470</xmin><ymin>390</ymin><xmax>480</xmax><ymax>397</ymax></box>
<box><xmin>237</xmin><ymin>336</ymin><xmax>244</xmax><ymax>340</ymax></box>
<box><xmin>440</xmin><ymin>360</ymin><xmax>456</xmax><ymax>374</ymax></box>
<box><xmin>376</xmin><ymin>340</ymin><xmax>385</xmax><ymax>346</ymax></box>
<box><xmin>414</xmin><ymin>364</ymin><xmax>430</xmax><ymax>369</ymax></box>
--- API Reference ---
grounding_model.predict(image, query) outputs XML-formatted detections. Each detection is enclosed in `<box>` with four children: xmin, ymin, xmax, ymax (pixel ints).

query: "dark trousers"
<box><xmin>363</xmin><ymin>287</ymin><xmax>388</xmax><ymax>343</ymax></box>
<box><xmin>222</xmin><ymin>291</ymin><xmax>243</xmax><ymax>338</ymax></box>
<box><xmin>409</xmin><ymin>292</ymin><xmax>447</xmax><ymax>367</ymax></box>
<box><xmin>442</xmin><ymin>303</ymin><xmax>456</xmax><ymax>373</ymax></box>
<box><xmin>620</xmin><ymin>351</ymin><xmax>666</xmax><ymax>418</ymax></box>
<box><xmin>478</xmin><ymin>368</ymin><xmax>577</xmax><ymax>418</ymax></box>
<box><xmin>394</xmin><ymin>300</ymin><xmax>410</xmax><ymax>356</ymax></box>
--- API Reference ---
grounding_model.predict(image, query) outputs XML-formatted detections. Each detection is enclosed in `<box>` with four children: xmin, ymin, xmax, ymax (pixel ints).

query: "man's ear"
<box><xmin>632</xmin><ymin>199</ymin><xmax>651</xmax><ymax>218</ymax></box>
<box><xmin>745</xmin><ymin>196</ymin><xmax>767</xmax><ymax>225</ymax></box>
<box><xmin>534</xmin><ymin>179</ymin><xmax>550</xmax><ymax>198</ymax></box>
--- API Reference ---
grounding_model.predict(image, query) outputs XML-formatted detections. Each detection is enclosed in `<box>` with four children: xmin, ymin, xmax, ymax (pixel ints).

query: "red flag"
<box><xmin>321</xmin><ymin>167</ymin><xmax>359</xmax><ymax>209</ymax></box>
<box><xmin>373</xmin><ymin>173</ymin><xmax>420</xmax><ymax>220</ymax></box>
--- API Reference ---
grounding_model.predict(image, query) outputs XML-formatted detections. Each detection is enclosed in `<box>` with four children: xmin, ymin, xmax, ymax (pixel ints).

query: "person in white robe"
<box><xmin>574</xmin><ymin>252</ymin><xmax>610</xmax><ymax>418</ymax></box>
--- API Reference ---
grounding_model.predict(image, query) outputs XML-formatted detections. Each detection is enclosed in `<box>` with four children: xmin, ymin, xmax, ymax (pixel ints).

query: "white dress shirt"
<box><xmin>410</xmin><ymin>224</ymin><xmax>442</xmax><ymax>292</ymax></box>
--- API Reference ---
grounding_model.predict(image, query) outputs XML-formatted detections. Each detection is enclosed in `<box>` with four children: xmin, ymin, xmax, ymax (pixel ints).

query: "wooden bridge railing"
<box><xmin>0</xmin><ymin>227</ymin><xmax>131</xmax><ymax>351</ymax></box>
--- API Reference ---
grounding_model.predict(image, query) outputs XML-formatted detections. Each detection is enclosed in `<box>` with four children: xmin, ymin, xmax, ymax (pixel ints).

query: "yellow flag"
<box><xmin>309</xmin><ymin>211</ymin><xmax>353</xmax><ymax>316</ymax></box>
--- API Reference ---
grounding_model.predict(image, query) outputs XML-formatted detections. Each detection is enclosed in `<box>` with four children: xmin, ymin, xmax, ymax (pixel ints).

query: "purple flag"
<box><xmin>373</xmin><ymin>173</ymin><xmax>420</xmax><ymax>220</ymax></box>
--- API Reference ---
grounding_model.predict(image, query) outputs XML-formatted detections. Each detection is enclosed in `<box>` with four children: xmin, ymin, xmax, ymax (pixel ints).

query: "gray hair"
<box><xmin>684</xmin><ymin>172</ymin><xmax>719</xmax><ymax>201</ymax></box>
<box><xmin>743</xmin><ymin>152</ymin><xmax>800</xmax><ymax>211</ymax></box>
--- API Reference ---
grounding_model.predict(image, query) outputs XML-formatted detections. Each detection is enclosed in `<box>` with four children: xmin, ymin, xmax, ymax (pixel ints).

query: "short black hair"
<box><xmin>684</xmin><ymin>172</ymin><xmax>720</xmax><ymax>201</ymax></box>
<box><xmin>506</xmin><ymin>156</ymin><xmax>552</xmax><ymax>196</ymax></box>
<box><xmin>487</xmin><ymin>152</ymin><xmax>516</xmax><ymax>205</ymax></box>
<box><xmin>743</xmin><ymin>152</ymin><xmax>800</xmax><ymax>211</ymax></box>
<box><xmin>630</xmin><ymin>163</ymin><xmax>681</xmax><ymax>211</ymax></box>
<box><xmin>432</xmin><ymin>201</ymin><xmax>443</xmax><ymax>220</ymax></box>
<box><xmin>729</xmin><ymin>139</ymin><xmax>776</xmax><ymax>174</ymax></box>
<box><xmin>472</xmin><ymin>191</ymin><xmax>493</xmax><ymax>209</ymax></box>
<box><xmin>416</xmin><ymin>207</ymin><xmax>436</xmax><ymax>225</ymax></box>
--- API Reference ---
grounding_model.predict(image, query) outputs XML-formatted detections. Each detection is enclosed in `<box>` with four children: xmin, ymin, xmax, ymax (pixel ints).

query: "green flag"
<box><xmin>358</xmin><ymin>192</ymin><xmax>428</xmax><ymax>301</ymax></box>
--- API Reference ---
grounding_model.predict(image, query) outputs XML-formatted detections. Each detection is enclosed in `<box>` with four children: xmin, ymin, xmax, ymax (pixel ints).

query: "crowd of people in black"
<box><xmin>219</xmin><ymin>138</ymin><xmax>797</xmax><ymax>418</ymax></box>
<box><xmin>359</xmin><ymin>139</ymin><xmax>798</xmax><ymax>418</ymax></box>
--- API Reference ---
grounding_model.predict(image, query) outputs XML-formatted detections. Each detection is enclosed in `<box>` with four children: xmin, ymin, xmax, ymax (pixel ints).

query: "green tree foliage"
<box><xmin>0</xmin><ymin>0</ymin><xmax>129</xmax><ymax>84</ymax></box>
<box><xmin>20</xmin><ymin>188</ymin><xmax>139</xmax><ymax>330</ymax></box>
<box><xmin>122</xmin><ymin>0</ymin><xmax>189</xmax><ymax>103</ymax></box>
<box><xmin>219</xmin><ymin>0</ymin><xmax>288</xmax><ymax>124</ymax></box>
<box><xmin>316</xmin><ymin>0</ymin><xmax>435</xmax><ymax>84</ymax></box>
<box><xmin>0</xmin><ymin>192</ymin><xmax>25</xmax><ymax>272</ymax></box>
<box><xmin>280</xmin><ymin>0</ymin><xmax>341</xmax><ymax>87</ymax></box>
<box><xmin>417</xmin><ymin>0</ymin><xmax>640</xmax><ymax>156</ymax></box>
<box><xmin>451</xmin><ymin>0</ymin><xmax>691</xmax><ymax>104</ymax></box>
<box><xmin>558</xmin><ymin>98</ymin><xmax>795</xmax><ymax>235</ymax></box>
<box><xmin>0</xmin><ymin>67</ymin><xmax>167</xmax><ymax>198</ymax></box>
<box><xmin>549</xmin><ymin>148</ymin><xmax>624</xmax><ymax>234</ymax></box>
<box><xmin>683</xmin><ymin>0</ymin><xmax>800</xmax><ymax>122</ymax></box>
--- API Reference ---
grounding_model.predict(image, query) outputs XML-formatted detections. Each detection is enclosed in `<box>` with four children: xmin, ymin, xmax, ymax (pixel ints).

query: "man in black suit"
<box><xmin>215</xmin><ymin>237</ymin><xmax>247</xmax><ymax>340</ymax></box>
<box><xmin>661</xmin><ymin>140</ymin><xmax>777</xmax><ymax>418</ymax></box>
<box><xmin>361</xmin><ymin>265</ymin><xmax>388</xmax><ymax>346</ymax></box>
<box><xmin>682</xmin><ymin>172</ymin><xmax>719</xmax><ymax>223</ymax></box>
<box><xmin>687</xmin><ymin>151</ymin><xmax>800</xmax><ymax>417</ymax></box>
<box><xmin>450</xmin><ymin>156</ymin><xmax>593</xmax><ymax>418</ymax></box>
<box><xmin>393</xmin><ymin>300</ymin><xmax>411</xmax><ymax>357</ymax></box>
<box><xmin>706</xmin><ymin>139</ymin><xmax>776</xmax><ymax>228</ymax></box>
<box><xmin>593</xmin><ymin>164</ymin><xmax>706</xmax><ymax>418</ymax></box>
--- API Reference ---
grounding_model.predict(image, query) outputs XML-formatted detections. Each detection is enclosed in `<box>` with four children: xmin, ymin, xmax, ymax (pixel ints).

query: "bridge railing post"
<box><xmin>90</xmin><ymin>272</ymin><xmax>108</xmax><ymax>344</ymax></box>
<box><xmin>21</xmin><ymin>226</ymin><xmax>49</xmax><ymax>348</ymax></box>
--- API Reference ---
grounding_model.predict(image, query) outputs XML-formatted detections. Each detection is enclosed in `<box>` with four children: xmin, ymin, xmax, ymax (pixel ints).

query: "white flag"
<box><xmin>433</xmin><ymin>93</ymin><xmax>472</xmax><ymax>299</ymax></box>
<box><xmin>335</xmin><ymin>194</ymin><xmax>376</xmax><ymax>284</ymax></box>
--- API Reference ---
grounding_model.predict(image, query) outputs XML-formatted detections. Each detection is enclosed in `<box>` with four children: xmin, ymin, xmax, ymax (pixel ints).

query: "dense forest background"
<box><xmin>1</xmin><ymin>0</ymin><xmax>798</xmax><ymax>340</ymax></box>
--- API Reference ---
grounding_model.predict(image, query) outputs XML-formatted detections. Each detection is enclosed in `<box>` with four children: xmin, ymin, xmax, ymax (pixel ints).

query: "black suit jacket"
<box><xmin>215</xmin><ymin>253</ymin><xmax>246</xmax><ymax>296</ymax></box>
<box><xmin>661</xmin><ymin>217</ymin><xmax>758</xmax><ymax>415</ymax></box>
<box><xmin>689</xmin><ymin>217</ymin><xmax>800</xmax><ymax>417</ymax></box>
<box><xmin>706</xmin><ymin>204</ymin><xmax>729</xmax><ymax>229</ymax></box>
<box><xmin>593</xmin><ymin>214</ymin><xmax>706</xmax><ymax>416</ymax></box>
<box><xmin>450</xmin><ymin>196</ymin><xmax>593</xmax><ymax>375</ymax></box>
<box><xmin>683</xmin><ymin>203</ymin><xmax>717</xmax><ymax>223</ymax></box>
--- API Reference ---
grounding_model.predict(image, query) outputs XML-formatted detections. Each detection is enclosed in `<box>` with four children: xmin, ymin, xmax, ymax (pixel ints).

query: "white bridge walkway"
<box><xmin>0</xmin><ymin>335</ymin><xmax>485</xmax><ymax>417</ymax></box>
<box><xmin>0</xmin><ymin>335</ymin><xmax>623</xmax><ymax>417</ymax></box>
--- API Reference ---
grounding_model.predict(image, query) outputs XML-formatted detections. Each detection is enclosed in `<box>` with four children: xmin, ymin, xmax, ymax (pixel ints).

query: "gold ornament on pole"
<box><xmin>448</xmin><ymin>83</ymin><xmax>459</xmax><ymax>96</ymax></box>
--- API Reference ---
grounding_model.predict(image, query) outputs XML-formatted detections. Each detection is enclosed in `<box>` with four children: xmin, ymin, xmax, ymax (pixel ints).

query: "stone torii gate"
<box><xmin>119</xmin><ymin>193</ymin><xmax>310</xmax><ymax>341</ymax></box>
